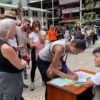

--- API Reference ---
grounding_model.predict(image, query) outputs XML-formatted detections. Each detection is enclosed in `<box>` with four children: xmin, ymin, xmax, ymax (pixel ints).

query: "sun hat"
<box><xmin>4</xmin><ymin>10</ymin><xmax>16</xmax><ymax>20</ymax></box>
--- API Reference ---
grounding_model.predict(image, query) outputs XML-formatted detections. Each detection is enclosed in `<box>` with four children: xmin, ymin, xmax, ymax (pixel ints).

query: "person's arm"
<box><xmin>38</xmin><ymin>31</ymin><xmax>46</xmax><ymax>43</ymax></box>
<box><xmin>14</xmin><ymin>45</ymin><xmax>25</xmax><ymax>51</ymax></box>
<box><xmin>52</xmin><ymin>68</ymin><xmax>78</xmax><ymax>80</ymax></box>
<box><xmin>84</xmin><ymin>79</ymin><xmax>94</xmax><ymax>87</ymax></box>
<box><xmin>47</xmin><ymin>45</ymin><xmax>78</xmax><ymax>80</ymax></box>
<box><xmin>47</xmin><ymin>66</ymin><xmax>78</xmax><ymax>80</ymax></box>
<box><xmin>29</xmin><ymin>38</ymin><xmax>35</xmax><ymax>48</ymax></box>
<box><xmin>84</xmin><ymin>72</ymin><xmax>100</xmax><ymax>87</ymax></box>
<box><xmin>1</xmin><ymin>44</ymin><xmax>27</xmax><ymax>70</ymax></box>
<box><xmin>39</xmin><ymin>35</ymin><xmax>45</xmax><ymax>43</ymax></box>
<box><xmin>50</xmin><ymin>45</ymin><xmax>63</xmax><ymax>68</ymax></box>
<box><xmin>47</xmin><ymin>44</ymin><xmax>63</xmax><ymax>78</ymax></box>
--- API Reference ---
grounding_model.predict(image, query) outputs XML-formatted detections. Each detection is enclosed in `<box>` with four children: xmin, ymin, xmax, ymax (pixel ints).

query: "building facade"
<box><xmin>29</xmin><ymin>0</ymin><xmax>61</xmax><ymax>27</ymax></box>
<box><xmin>59</xmin><ymin>0</ymin><xmax>100</xmax><ymax>24</ymax></box>
<box><xmin>59</xmin><ymin>0</ymin><xmax>80</xmax><ymax>24</ymax></box>
<box><xmin>82</xmin><ymin>0</ymin><xmax>100</xmax><ymax>22</ymax></box>
<box><xmin>0</xmin><ymin>0</ymin><xmax>48</xmax><ymax>30</ymax></box>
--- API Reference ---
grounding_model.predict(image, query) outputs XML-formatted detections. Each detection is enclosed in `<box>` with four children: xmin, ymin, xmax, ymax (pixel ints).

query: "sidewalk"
<box><xmin>23</xmin><ymin>38</ymin><xmax>100</xmax><ymax>100</ymax></box>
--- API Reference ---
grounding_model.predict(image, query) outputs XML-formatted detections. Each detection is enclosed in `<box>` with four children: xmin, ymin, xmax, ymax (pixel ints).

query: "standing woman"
<box><xmin>29</xmin><ymin>20</ymin><xmax>46</xmax><ymax>91</ymax></box>
<box><xmin>0</xmin><ymin>19</ymin><xmax>27</xmax><ymax>100</ymax></box>
<box><xmin>48</xmin><ymin>25</ymin><xmax>58</xmax><ymax>43</ymax></box>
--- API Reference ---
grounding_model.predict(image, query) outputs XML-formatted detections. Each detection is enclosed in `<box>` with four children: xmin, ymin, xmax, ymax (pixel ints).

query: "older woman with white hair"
<box><xmin>0</xmin><ymin>19</ymin><xmax>27</xmax><ymax>100</ymax></box>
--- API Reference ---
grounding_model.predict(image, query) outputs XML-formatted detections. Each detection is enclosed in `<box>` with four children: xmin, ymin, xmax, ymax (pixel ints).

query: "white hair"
<box><xmin>0</xmin><ymin>18</ymin><xmax>16</xmax><ymax>41</ymax></box>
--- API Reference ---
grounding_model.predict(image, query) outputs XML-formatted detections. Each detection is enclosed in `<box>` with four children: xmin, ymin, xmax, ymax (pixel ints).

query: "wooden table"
<box><xmin>47</xmin><ymin>69</ymin><xmax>95</xmax><ymax>100</ymax></box>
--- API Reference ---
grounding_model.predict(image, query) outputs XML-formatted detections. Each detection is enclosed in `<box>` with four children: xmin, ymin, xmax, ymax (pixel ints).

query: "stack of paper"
<box><xmin>75</xmin><ymin>71</ymin><xmax>94</xmax><ymax>83</ymax></box>
<box><xmin>50</xmin><ymin>78</ymin><xmax>73</xmax><ymax>86</ymax></box>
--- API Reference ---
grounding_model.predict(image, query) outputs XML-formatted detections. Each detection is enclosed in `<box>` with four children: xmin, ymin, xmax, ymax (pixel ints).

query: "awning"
<box><xmin>60</xmin><ymin>1</ymin><xmax>80</xmax><ymax>7</ymax></box>
<box><xmin>0</xmin><ymin>3</ymin><xmax>50</xmax><ymax>13</ymax></box>
<box><xmin>29</xmin><ymin>0</ymin><xmax>45</xmax><ymax>3</ymax></box>
<box><xmin>59</xmin><ymin>19</ymin><xmax>79</xmax><ymax>23</ymax></box>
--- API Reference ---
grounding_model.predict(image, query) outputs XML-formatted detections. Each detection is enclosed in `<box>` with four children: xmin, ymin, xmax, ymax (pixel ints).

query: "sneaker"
<box><xmin>30</xmin><ymin>82</ymin><xmax>35</xmax><ymax>91</ymax></box>
<box><xmin>42</xmin><ymin>81</ymin><xmax>45</xmax><ymax>87</ymax></box>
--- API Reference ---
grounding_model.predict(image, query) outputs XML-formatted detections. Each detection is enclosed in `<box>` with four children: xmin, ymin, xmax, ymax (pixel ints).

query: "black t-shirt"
<box><xmin>0</xmin><ymin>39</ymin><xmax>23</xmax><ymax>73</ymax></box>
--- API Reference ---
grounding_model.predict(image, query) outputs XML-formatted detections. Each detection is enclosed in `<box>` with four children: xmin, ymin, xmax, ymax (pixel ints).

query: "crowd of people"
<box><xmin>0</xmin><ymin>10</ymin><xmax>100</xmax><ymax>100</ymax></box>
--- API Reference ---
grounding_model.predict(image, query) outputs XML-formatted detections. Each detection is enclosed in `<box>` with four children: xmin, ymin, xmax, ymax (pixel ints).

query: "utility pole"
<box><xmin>27</xmin><ymin>0</ymin><xmax>30</xmax><ymax>19</ymax></box>
<box><xmin>41</xmin><ymin>0</ymin><xmax>43</xmax><ymax>30</ymax></box>
<box><xmin>17</xmin><ymin>0</ymin><xmax>23</xmax><ymax>21</ymax></box>
<box><xmin>80</xmin><ymin>0</ymin><xmax>82</xmax><ymax>20</ymax></box>
<box><xmin>52</xmin><ymin>0</ymin><xmax>54</xmax><ymax>25</ymax></box>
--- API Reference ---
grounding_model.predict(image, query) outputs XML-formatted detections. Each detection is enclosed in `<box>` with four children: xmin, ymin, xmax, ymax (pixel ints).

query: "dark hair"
<box><xmin>74</xmin><ymin>32</ymin><xmax>85</xmax><ymax>40</ymax></box>
<box><xmin>71</xmin><ymin>39</ymin><xmax>86</xmax><ymax>50</ymax></box>
<box><xmin>32</xmin><ymin>20</ymin><xmax>41</xmax><ymax>30</ymax></box>
<box><xmin>23</xmin><ymin>19</ymin><xmax>30</xmax><ymax>24</ymax></box>
<box><xmin>93</xmin><ymin>47</ymin><xmax>100</xmax><ymax>54</ymax></box>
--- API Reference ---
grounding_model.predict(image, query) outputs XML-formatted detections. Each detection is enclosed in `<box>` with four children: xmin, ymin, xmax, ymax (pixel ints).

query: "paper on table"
<box><xmin>75</xmin><ymin>71</ymin><xmax>94</xmax><ymax>82</ymax></box>
<box><xmin>50</xmin><ymin>71</ymin><xmax>95</xmax><ymax>86</ymax></box>
<box><xmin>50</xmin><ymin>77</ymin><xmax>73</xmax><ymax>86</ymax></box>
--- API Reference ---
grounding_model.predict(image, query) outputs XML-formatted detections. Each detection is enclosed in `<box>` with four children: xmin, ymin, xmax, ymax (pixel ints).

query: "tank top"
<box><xmin>39</xmin><ymin>39</ymin><xmax>67</xmax><ymax>62</ymax></box>
<box><xmin>0</xmin><ymin>39</ymin><xmax>23</xmax><ymax>73</ymax></box>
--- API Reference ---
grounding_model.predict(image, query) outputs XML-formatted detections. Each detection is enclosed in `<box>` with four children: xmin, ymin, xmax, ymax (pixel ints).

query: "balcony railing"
<box><xmin>82</xmin><ymin>1</ymin><xmax>100</xmax><ymax>10</ymax></box>
<box><xmin>62</xmin><ymin>7</ymin><xmax>80</xmax><ymax>14</ymax></box>
<box><xmin>59</xmin><ymin>0</ymin><xmax>79</xmax><ymax>5</ymax></box>
<box><xmin>95</xmin><ymin>1</ymin><xmax>100</xmax><ymax>8</ymax></box>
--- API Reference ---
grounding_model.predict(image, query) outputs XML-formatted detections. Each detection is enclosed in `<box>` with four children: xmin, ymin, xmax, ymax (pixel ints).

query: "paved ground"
<box><xmin>23</xmin><ymin>38</ymin><xmax>100</xmax><ymax>100</ymax></box>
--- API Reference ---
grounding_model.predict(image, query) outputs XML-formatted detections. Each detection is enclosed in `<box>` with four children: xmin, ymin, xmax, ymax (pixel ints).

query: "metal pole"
<box><xmin>80</xmin><ymin>0</ymin><xmax>82</xmax><ymax>20</ymax></box>
<box><xmin>27</xmin><ymin>0</ymin><xmax>29</xmax><ymax>19</ymax></box>
<box><xmin>18</xmin><ymin>0</ymin><xmax>22</xmax><ymax>21</ymax></box>
<box><xmin>41</xmin><ymin>0</ymin><xmax>43</xmax><ymax>30</ymax></box>
<box><xmin>52</xmin><ymin>0</ymin><xmax>54</xmax><ymax>25</ymax></box>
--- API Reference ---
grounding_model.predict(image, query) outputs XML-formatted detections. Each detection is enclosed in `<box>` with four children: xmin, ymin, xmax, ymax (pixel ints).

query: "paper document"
<box><xmin>50</xmin><ymin>77</ymin><xmax>73</xmax><ymax>86</ymax></box>
<box><xmin>50</xmin><ymin>71</ymin><xmax>95</xmax><ymax>87</ymax></box>
<box><xmin>75</xmin><ymin>71</ymin><xmax>94</xmax><ymax>82</ymax></box>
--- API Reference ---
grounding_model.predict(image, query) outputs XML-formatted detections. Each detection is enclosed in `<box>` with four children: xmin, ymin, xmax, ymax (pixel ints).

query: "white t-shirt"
<box><xmin>29</xmin><ymin>30</ymin><xmax>46</xmax><ymax>42</ymax></box>
<box><xmin>8</xmin><ymin>37</ymin><xmax>17</xmax><ymax>47</ymax></box>
<box><xmin>91</xmin><ymin>72</ymin><xmax>100</xmax><ymax>86</ymax></box>
<box><xmin>91</xmin><ymin>72</ymin><xmax>100</xmax><ymax>100</ymax></box>
<box><xmin>39</xmin><ymin>39</ymin><xmax>67</xmax><ymax>62</ymax></box>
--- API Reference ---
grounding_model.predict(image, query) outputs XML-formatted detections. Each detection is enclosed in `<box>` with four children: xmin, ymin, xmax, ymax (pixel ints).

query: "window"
<box><xmin>11</xmin><ymin>9</ymin><xmax>18</xmax><ymax>15</ymax></box>
<box><xmin>43</xmin><ymin>12</ymin><xmax>46</xmax><ymax>17</ymax></box>
<box><xmin>44</xmin><ymin>22</ymin><xmax>46</xmax><ymax>26</ymax></box>
<box><xmin>0</xmin><ymin>7</ymin><xmax>4</xmax><ymax>14</ymax></box>
<box><xmin>23</xmin><ymin>10</ymin><xmax>29</xmax><ymax>16</ymax></box>
<box><xmin>32</xmin><ymin>11</ymin><xmax>37</xmax><ymax>16</ymax></box>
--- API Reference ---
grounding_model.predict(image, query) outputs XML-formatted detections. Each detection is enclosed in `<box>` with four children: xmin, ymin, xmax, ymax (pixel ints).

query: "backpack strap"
<box><xmin>15</xmin><ymin>34</ymin><xmax>21</xmax><ymax>58</ymax></box>
<box><xmin>64</xmin><ymin>51</ymin><xmax>68</xmax><ymax>63</ymax></box>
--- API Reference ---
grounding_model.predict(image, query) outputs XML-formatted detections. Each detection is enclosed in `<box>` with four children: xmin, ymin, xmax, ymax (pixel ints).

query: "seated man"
<box><xmin>84</xmin><ymin>47</ymin><xmax>100</xmax><ymax>100</ymax></box>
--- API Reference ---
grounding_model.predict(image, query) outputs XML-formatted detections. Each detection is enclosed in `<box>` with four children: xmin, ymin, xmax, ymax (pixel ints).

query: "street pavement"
<box><xmin>23</xmin><ymin>38</ymin><xmax>100</xmax><ymax>100</ymax></box>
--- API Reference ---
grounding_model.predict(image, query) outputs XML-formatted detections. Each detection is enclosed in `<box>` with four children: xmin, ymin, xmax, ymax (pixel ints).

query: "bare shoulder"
<box><xmin>1</xmin><ymin>43</ymin><xmax>13</xmax><ymax>51</ymax></box>
<box><xmin>1</xmin><ymin>44</ymin><xmax>15</xmax><ymax>56</ymax></box>
<box><xmin>54</xmin><ymin>44</ymin><xmax>63</xmax><ymax>51</ymax></box>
